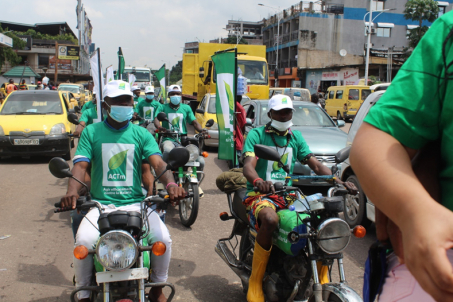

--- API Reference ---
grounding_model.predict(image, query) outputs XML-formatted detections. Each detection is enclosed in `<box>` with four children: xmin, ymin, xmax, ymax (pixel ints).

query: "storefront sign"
<box><xmin>58</xmin><ymin>45</ymin><xmax>80</xmax><ymax>60</ymax></box>
<box><xmin>322</xmin><ymin>72</ymin><xmax>339</xmax><ymax>80</ymax></box>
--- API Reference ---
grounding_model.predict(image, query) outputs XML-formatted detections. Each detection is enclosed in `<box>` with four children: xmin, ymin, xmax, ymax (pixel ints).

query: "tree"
<box><xmin>224</xmin><ymin>36</ymin><xmax>248</xmax><ymax>45</ymax></box>
<box><xmin>0</xmin><ymin>25</ymin><xmax>26</xmax><ymax>71</ymax></box>
<box><xmin>169</xmin><ymin>61</ymin><xmax>182</xmax><ymax>85</ymax></box>
<box><xmin>404</xmin><ymin>0</ymin><xmax>439</xmax><ymax>48</ymax></box>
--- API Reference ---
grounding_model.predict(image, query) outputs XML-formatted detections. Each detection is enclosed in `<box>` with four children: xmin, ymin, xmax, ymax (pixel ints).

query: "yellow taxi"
<box><xmin>60</xmin><ymin>90</ymin><xmax>79</xmax><ymax>110</ymax></box>
<box><xmin>57</xmin><ymin>83</ymin><xmax>86</xmax><ymax>107</ymax></box>
<box><xmin>0</xmin><ymin>90</ymin><xmax>76</xmax><ymax>160</ymax></box>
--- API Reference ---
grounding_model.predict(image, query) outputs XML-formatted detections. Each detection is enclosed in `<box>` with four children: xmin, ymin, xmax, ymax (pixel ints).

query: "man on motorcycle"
<box><xmin>242</xmin><ymin>94</ymin><xmax>356</xmax><ymax>302</ymax></box>
<box><xmin>60</xmin><ymin>80</ymin><xmax>185</xmax><ymax>302</ymax></box>
<box><xmin>81</xmin><ymin>90</ymin><xmax>97</xmax><ymax>113</ymax></box>
<box><xmin>134</xmin><ymin>85</ymin><xmax>161</xmax><ymax>126</ymax></box>
<box><xmin>153</xmin><ymin>85</ymin><xmax>207</xmax><ymax>179</ymax></box>
<box><xmin>132</xmin><ymin>86</ymin><xmax>143</xmax><ymax>108</ymax></box>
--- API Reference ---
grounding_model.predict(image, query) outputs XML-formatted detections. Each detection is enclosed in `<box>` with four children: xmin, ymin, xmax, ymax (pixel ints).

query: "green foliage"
<box><xmin>404</xmin><ymin>0</ymin><xmax>439</xmax><ymax>48</ymax></box>
<box><xmin>368</xmin><ymin>75</ymin><xmax>381</xmax><ymax>86</ymax></box>
<box><xmin>0</xmin><ymin>25</ymin><xmax>26</xmax><ymax>71</ymax></box>
<box><xmin>224</xmin><ymin>36</ymin><xmax>248</xmax><ymax>45</ymax></box>
<box><xmin>169</xmin><ymin>61</ymin><xmax>182</xmax><ymax>85</ymax></box>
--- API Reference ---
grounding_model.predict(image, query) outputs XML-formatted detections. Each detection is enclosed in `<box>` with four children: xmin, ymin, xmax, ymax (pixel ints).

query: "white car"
<box><xmin>340</xmin><ymin>90</ymin><xmax>386</xmax><ymax>228</ymax></box>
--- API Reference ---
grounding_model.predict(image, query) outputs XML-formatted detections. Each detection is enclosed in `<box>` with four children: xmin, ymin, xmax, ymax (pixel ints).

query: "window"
<box><xmin>377</xmin><ymin>27</ymin><xmax>391</xmax><ymax>37</ymax></box>
<box><xmin>336</xmin><ymin>90</ymin><xmax>343</xmax><ymax>99</ymax></box>
<box><xmin>246</xmin><ymin>104</ymin><xmax>255</xmax><ymax>120</ymax></box>
<box><xmin>348</xmin><ymin>89</ymin><xmax>359</xmax><ymax>100</ymax></box>
<box><xmin>38</xmin><ymin>54</ymin><xmax>49</xmax><ymax>68</ymax></box>
<box><xmin>199</xmin><ymin>95</ymin><xmax>207</xmax><ymax>111</ymax></box>
<box><xmin>438</xmin><ymin>5</ymin><xmax>447</xmax><ymax>17</ymax></box>
<box><xmin>361</xmin><ymin>89</ymin><xmax>372</xmax><ymax>100</ymax></box>
<box><xmin>329</xmin><ymin>90</ymin><xmax>335</xmax><ymax>99</ymax></box>
<box><xmin>207</xmin><ymin>96</ymin><xmax>217</xmax><ymax>114</ymax></box>
<box><xmin>371</xmin><ymin>0</ymin><xmax>384</xmax><ymax>11</ymax></box>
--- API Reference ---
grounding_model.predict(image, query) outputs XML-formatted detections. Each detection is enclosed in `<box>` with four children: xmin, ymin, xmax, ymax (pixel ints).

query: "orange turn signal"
<box><xmin>152</xmin><ymin>241</ymin><xmax>167</xmax><ymax>256</ymax></box>
<box><xmin>202</xmin><ymin>152</ymin><xmax>209</xmax><ymax>158</ymax></box>
<box><xmin>353</xmin><ymin>225</ymin><xmax>366</xmax><ymax>238</ymax></box>
<box><xmin>74</xmin><ymin>245</ymin><xmax>89</xmax><ymax>260</ymax></box>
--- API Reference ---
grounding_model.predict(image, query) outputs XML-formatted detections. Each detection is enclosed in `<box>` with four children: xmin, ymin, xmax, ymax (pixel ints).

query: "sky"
<box><xmin>3</xmin><ymin>0</ymin><xmax>299</xmax><ymax>71</ymax></box>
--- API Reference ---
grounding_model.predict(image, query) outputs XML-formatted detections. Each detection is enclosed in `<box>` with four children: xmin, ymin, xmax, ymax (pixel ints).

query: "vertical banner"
<box><xmin>105</xmin><ymin>65</ymin><xmax>114</xmax><ymax>83</ymax></box>
<box><xmin>212</xmin><ymin>50</ymin><xmax>237</xmax><ymax>162</ymax></box>
<box><xmin>90</xmin><ymin>48</ymin><xmax>104</xmax><ymax>123</ymax></box>
<box><xmin>116</xmin><ymin>47</ymin><xmax>125</xmax><ymax>80</ymax></box>
<box><xmin>128</xmin><ymin>73</ymin><xmax>136</xmax><ymax>87</ymax></box>
<box><xmin>155</xmin><ymin>65</ymin><xmax>166</xmax><ymax>103</ymax></box>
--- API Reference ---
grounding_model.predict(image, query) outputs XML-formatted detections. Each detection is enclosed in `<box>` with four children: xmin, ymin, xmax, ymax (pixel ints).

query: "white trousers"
<box><xmin>74</xmin><ymin>203</ymin><xmax>172</xmax><ymax>299</ymax></box>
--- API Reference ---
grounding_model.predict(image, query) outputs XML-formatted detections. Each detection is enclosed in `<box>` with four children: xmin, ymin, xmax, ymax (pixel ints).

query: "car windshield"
<box><xmin>207</xmin><ymin>96</ymin><xmax>217</xmax><ymax>114</ymax></box>
<box><xmin>238</xmin><ymin>60</ymin><xmax>268</xmax><ymax>85</ymax></box>
<box><xmin>260</xmin><ymin>104</ymin><xmax>335</xmax><ymax>127</ymax></box>
<box><xmin>58</xmin><ymin>86</ymin><xmax>80</xmax><ymax>94</ymax></box>
<box><xmin>1</xmin><ymin>93</ymin><xmax>63</xmax><ymax>115</ymax></box>
<box><xmin>122</xmin><ymin>69</ymin><xmax>151</xmax><ymax>82</ymax></box>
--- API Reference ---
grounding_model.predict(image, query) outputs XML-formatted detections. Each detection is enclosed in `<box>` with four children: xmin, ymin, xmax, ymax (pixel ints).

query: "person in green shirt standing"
<box><xmin>81</xmin><ymin>90</ymin><xmax>96</xmax><ymax>113</ymax></box>
<box><xmin>59</xmin><ymin>80</ymin><xmax>185</xmax><ymax>302</ymax></box>
<box><xmin>154</xmin><ymin>85</ymin><xmax>207</xmax><ymax>177</ymax></box>
<box><xmin>134</xmin><ymin>85</ymin><xmax>161</xmax><ymax>126</ymax></box>
<box><xmin>242</xmin><ymin>95</ymin><xmax>356</xmax><ymax>302</ymax></box>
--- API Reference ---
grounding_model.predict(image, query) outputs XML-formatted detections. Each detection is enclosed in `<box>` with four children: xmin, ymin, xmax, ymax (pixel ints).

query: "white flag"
<box><xmin>128</xmin><ymin>73</ymin><xmax>136</xmax><ymax>87</ymax></box>
<box><xmin>90</xmin><ymin>49</ymin><xmax>104</xmax><ymax>123</ymax></box>
<box><xmin>105</xmin><ymin>65</ymin><xmax>114</xmax><ymax>84</ymax></box>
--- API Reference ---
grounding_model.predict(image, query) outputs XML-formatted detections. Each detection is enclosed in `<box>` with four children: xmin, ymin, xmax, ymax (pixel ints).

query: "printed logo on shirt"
<box><xmin>102</xmin><ymin>143</ymin><xmax>135</xmax><ymax>187</ymax></box>
<box><xmin>266</xmin><ymin>147</ymin><xmax>293</xmax><ymax>183</ymax></box>
<box><xmin>143</xmin><ymin>106</ymin><xmax>154</xmax><ymax>120</ymax></box>
<box><xmin>167</xmin><ymin>113</ymin><xmax>184</xmax><ymax>132</ymax></box>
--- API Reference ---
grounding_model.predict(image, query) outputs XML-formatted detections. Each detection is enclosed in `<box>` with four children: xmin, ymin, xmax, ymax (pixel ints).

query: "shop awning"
<box><xmin>437</xmin><ymin>1</ymin><xmax>450</xmax><ymax>6</ymax></box>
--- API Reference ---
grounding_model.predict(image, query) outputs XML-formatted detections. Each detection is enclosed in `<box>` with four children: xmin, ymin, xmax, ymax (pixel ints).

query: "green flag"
<box><xmin>155</xmin><ymin>65</ymin><xmax>166</xmax><ymax>102</ymax></box>
<box><xmin>212</xmin><ymin>51</ymin><xmax>236</xmax><ymax>163</ymax></box>
<box><xmin>116</xmin><ymin>47</ymin><xmax>125</xmax><ymax>80</ymax></box>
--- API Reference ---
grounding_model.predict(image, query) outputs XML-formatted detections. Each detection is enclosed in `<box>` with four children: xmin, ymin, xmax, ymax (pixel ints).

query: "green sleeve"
<box><xmin>364</xmin><ymin>17</ymin><xmax>451</xmax><ymax>150</ymax></box>
<box><xmin>79</xmin><ymin>109</ymin><xmax>90</xmax><ymax>124</ymax></box>
<box><xmin>75</xmin><ymin>125</ymin><xmax>93</xmax><ymax>159</ymax></box>
<box><xmin>293</xmin><ymin>131</ymin><xmax>312</xmax><ymax>161</ymax></box>
<box><xmin>153</xmin><ymin>103</ymin><xmax>162</xmax><ymax>119</ymax></box>
<box><xmin>185</xmin><ymin>105</ymin><xmax>196</xmax><ymax>124</ymax></box>
<box><xmin>134</xmin><ymin>101</ymin><xmax>142</xmax><ymax>114</ymax></box>
<box><xmin>142</xmin><ymin>128</ymin><xmax>161</xmax><ymax>158</ymax></box>
<box><xmin>243</xmin><ymin>128</ymin><xmax>261</xmax><ymax>155</ymax></box>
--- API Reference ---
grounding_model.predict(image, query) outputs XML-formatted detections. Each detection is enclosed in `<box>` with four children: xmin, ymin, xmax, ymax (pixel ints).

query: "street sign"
<box><xmin>58</xmin><ymin>45</ymin><xmax>80</xmax><ymax>60</ymax></box>
<box><xmin>0</xmin><ymin>33</ymin><xmax>13</xmax><ymax>48</ymax></box>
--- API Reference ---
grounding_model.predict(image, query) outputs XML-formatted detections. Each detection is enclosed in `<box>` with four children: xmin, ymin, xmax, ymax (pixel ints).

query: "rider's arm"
<box><xmin>306</xmin><ymin>157</ymin><xmax>331</xmax><ymax>175</ymax></box>
<box><xmin>73</xmin><ymin>121</ymin><xmax>86</xmax><ymax>137</ymax></box>
<box><xmin>61</xmin><ymin>161</ymin><xmax>89</xmax><ymax>209</ymax></box>
<box><xmin>191</xmin><ymin>120</ymin><xmax>204</xmax><ymax>132</ymax></box>
<box><xmin>148</xmin><ymin>154</ymin><xmax>185</xmax><ymax>200</ymax></box>
<box><xmin>141</xmin><ymin>162</ymin><xmax>154</xmax><ymax>197</ymax></box>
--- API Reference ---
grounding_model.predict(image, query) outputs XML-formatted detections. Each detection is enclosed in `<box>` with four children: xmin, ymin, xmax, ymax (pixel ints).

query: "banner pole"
<box><xmin>97</xmin><ymin>48</ymin><xmax>104</xmax><ymax>121</ymax></box>
<box><xmin>234</xmin><ymin>48</ymin><xmax>238</xmax><ymax>167</ymax></box>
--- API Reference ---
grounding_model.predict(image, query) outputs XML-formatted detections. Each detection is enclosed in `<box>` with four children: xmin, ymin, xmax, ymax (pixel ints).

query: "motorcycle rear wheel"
<box><xmin>179</xmin><ymin>182</ymin><xmax>199</xmax><ymax>227</ymax></box>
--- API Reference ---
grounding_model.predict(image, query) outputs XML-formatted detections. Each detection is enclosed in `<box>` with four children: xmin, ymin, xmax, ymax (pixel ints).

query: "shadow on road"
<box><xmin>17</xmin><ymin>262</ymin><xmax>71</xmax><ymax>287</ymax></box>
<box><xmin>29</xmin><ymin>290</ymin><xmax>72</xmax><ymax>302</ymax></box>
<box><xmin>0</xmin><ymin>156</ymin><xmax>54</xmax><ymax>165</ymax></box>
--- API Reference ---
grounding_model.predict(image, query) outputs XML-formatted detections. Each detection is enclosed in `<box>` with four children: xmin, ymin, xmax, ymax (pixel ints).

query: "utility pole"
<box><xmin>365</xmin><ymin>0</ymin><xmax>373</xmax><ymax>85</ymax></box>
<box><xmin>54</xmin><ymin>42</ymin><xmax>59</xmax><ymax>84</ymax></box>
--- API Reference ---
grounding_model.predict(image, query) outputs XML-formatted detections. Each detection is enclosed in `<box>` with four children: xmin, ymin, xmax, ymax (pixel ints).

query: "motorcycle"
<box><xmin>50</xmin><ymin>147</ymin><xmax>191</xmax><ymax>302</ymax></box>
<box><xmin>154</xmin><ymin>112</ymin><xmax>214</xmax><ymax>227</ymax></box>
<box><xmin>215</xmin><ymin>144</ymin><xmax>366</xmax><ymax>302</ymax></box>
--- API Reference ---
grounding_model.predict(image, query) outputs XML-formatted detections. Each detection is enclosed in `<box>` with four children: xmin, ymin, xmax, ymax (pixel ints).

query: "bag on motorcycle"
<box><xmin>215</xmin><ymin>168</ymin><xmax>247</xmax><ymax>193</ymax></box>
<box><xmin>272</xmin><ymin>209</ymin><xmax>310</xmax><ymax>256</ymax></box>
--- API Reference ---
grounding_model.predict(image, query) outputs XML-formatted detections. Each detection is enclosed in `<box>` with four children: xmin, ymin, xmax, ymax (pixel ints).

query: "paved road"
<box><xmin>0</xmin><ymin>120</ymin><xmax>375</xmax><ymax>302</ymax></box>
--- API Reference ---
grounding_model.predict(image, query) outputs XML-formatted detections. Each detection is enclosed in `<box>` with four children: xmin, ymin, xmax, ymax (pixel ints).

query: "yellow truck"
<box><xmin>182</xmin><ymin>43</ymin><xmax>269</xmax><ymax>109</ymax></box>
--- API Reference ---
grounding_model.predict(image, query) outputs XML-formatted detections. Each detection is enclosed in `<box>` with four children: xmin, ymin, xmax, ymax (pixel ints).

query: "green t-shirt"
<box><xmin>81</xmin><ymin>100</ymin><xmax>96</xmax><ymax>113</ymax></box>
<box><xmin>155</xmin><ymin>103</ymin><xmax>196</xmax><ymax>140</ymax></box>
<box><xmin>134</xmin><ymin>99</ymin><xmax>162</xmax><ymax>125</ymax></box>
<box><xmin>364</xmin><ymin>12</ymin><xmax>453</xmax><ymax>210</ymax></box>
<box><xmin>79</xmin><ymin>107</ymin><xmax>98</xmax><ymax>126</ymax></box>
<box><xmin>243</xmin><ymin>126</ymin><xmax>312</xmax><ymax>193</ymax></box>
<box><xmin>133</xmin><ymin>96</ymin><xmax>144</xmax><ymax>109</ymax></box>
<box><xmin>75</xmin><ymin>121</ymin><xmax>161</xmax><ymax>206</ymax></box>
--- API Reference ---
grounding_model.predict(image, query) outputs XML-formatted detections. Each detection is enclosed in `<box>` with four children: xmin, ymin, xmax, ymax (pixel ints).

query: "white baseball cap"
<box><xmin>267</xmin><ymin>94</ymin><xmax>294</xmax><ymax>113</ymax></box>
<box><xmin>131</xmin><ymin>86</ymin><xmax>140</xmax><ymax>92</ymax></box>
<box><xmin>168</xmin><ymin>85</ymin><xmax>181</xmax><ymax>95</ymax></box>
<box><xmin>145</xmin><ymin>86</ymin><xmax>154</xmax><ymax>94</ymax></box>
<box><xmin>42</xmin><ymin>76</ymin><xmax>49</xmax><ymax>85</ymax></box>
<box><xmin>103</xmin><ymin>80</ymin><xmax>133</xmax><ymax>98</ymax></box>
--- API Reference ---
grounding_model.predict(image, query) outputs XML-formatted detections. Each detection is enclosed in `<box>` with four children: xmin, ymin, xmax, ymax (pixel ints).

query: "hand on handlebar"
<box><xmin>341</xmin><ymin>181</ymin><xmax>358</xmax><ymax>195</ymax></box>
<box><xmin>60</xmin><ymin>192</ymin><xmax>80</xmax><ymax>210</ymax></box>
<box><xmin>255</xmin><ymin>180</ymin><xmax>276</xmax><ymax>194</ymax></box>
<box><xmin>167</xmin><ymin>185</ymin><xmax>186</xmax><ymax>206</ymax></box>
<box><xmin>158</xmin><ymin>127</ymin><xmax>167</xmax><ymax>133</ymax></box>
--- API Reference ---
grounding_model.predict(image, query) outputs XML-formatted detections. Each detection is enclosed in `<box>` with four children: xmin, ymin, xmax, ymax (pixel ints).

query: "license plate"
<box><xmin>96</xmin><ymin>267</ymin><xmax>149</xmax><ymax>284</ymax></box>
<box><xmin>14</xmin><ymin>139</ymin><xmax>39</xmax><ymax>145</ymax></box>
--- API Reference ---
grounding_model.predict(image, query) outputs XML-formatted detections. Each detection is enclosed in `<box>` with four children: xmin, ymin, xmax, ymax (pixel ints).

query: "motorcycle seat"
<box><xmin>232</xmin><ymin>188</ymin><xmax>249</xmax><ymax>224</ymax></box>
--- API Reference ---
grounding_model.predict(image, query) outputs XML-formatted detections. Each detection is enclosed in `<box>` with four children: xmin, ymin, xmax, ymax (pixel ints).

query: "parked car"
<box><xmin>339</xmin><ymin>90</ymin><xmax>386</xmax><ymax>228</ymax></box>
<box><xmin>243</xmin><ymin>100</ymin><xmax>347</xmax><ymax>186</ymax></box>
<box><xmin>325</xmin><ymin>85</ymin><xmax>372</xmax><ymax>121</ymax></box>
<box><xmin>283</xmin><ymin>87</ymin><xmax>311</xmax><ymax>102</ymax></box>
<box><xmin>57</xmin><ymin>83</ymin><xmax>86</xmax><ymax>107</ymax></box>
<box><xmin>0</xmin><ymin>90</ymin><xmax>76</xmax><ymax>160</ymax></box>
<box><xmin>195</xmin><ymin>93</ymin><xmax>250</xmax><ymax>150</ymax></box>
<box><xmin>60</xmin><ymin>91</ymin><xmax>79</xmax><ymax>110</ymax></box>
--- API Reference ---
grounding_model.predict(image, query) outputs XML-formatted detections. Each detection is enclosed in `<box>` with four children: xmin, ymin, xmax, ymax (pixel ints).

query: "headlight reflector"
<box><xmin>317</xmin><ymin>218</ymin><xmax>351</xmax><ymax>254</ymax></box>
<box><xmin>49</xmin><ymin>123</ymin><xmax>66</xmax><ymax>136</ymax></box>
<box><xmin>96</xmin><ymin>230</ymin><xmax>138</xmax><ymax>271</ymax></box>
<box><xmin>186</xmin><ymin>144</ymin><xmax>199</xmax><ymax>162</ymax></box>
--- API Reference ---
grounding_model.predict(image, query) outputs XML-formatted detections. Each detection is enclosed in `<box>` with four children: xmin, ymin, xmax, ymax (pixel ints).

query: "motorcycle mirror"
<box><xmin>68</xmin><ymin>113</ymin><xmax>80</xmax><ymax>125</ymax></box>
<box><xmin>166</xmin><ymin>147</ymin><xmax>190</xmax><ymax>170</ymax></box>
<box><xmin>157</xmin><ymin>112</ymin><xmax>168</xmax><ymax>122</ymax></box>
<box><xmin>254</xmin><ymin>144</ymin><xmax>282</xmax><ymax>162</ymax></box>
<box><xmin>205</xmin><ymin>119</ymin><xmax>214</xmax><ymax>128</ymax></box>
<box><xmin>195</xmin><ymin>108</ymin><xmax>204</xmax><ymax>114</ymax></box>
<box><xmin>335</xmin><ymin>146</ymin><xmax>351</xmax><ymax>164</ymax></box>
<box><xmin>49</xmin><ymin>157</ymin><xmax>73</xmax><ymax>178</ymax></box>
<box><xmin>331</xmin><ymin>164</ymin><xmax>339</xmax><ymax>175</ymax></box>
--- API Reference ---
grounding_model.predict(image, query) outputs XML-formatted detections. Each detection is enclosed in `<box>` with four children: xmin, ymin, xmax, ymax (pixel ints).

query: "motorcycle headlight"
<box><xmin>49</xmin><ymin>123</ymin><xmax>66</xmax><ymax>136</ymax></box>
<box><xmin>186</xmin><ymin>144</ymin><xmax>199</xmax><ymax>162</ymax></box>
<box><xmin>96</xmin><ymin>230</ymin><xmax>138</xmax><ymax>271</ymax></box>
<box><xmin>316</xmin><ymin>218</ymin><xmax>351</xmax><ymax>254</ymax></box>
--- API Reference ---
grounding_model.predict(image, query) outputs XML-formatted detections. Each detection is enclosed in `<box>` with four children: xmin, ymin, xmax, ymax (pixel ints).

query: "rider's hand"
<box><xmin>255</xmin><ymin>180</ymin><xmax>275</xmax><ymax>194</ymax></box>
<box><xmin>60</xmin><ymin>191</ymin><xmax>79</xmax><ymax>210</ymax></box>
<box><xmin>73</xmin><ymin>130</ymin><xmax>81</xmax><ymax>138</ymax></box>
<box><xmin>343</xmin><ymin>181</ymin><xmax>358</xmax><ymax>195</ymax></box>
<box><xmin>399</xmin><ymin>203</ymin><xmax>453</xmax><ymax>301</ymax></box>
<box><xmin>167</xmin><ymin>184</ymin><xmax>185</xmax><ymax>206</ymax></box>
<box><xmin>158</xmin><ymin>127</ymin><xmax>167</xmax><ymax>133</ymax></box>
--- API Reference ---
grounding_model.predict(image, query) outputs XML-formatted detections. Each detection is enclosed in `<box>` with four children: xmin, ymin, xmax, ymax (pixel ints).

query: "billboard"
<box><xmin>58</xmin><ymin>45</ymin><xmax>80</xmax><ymax>60</ymax></box>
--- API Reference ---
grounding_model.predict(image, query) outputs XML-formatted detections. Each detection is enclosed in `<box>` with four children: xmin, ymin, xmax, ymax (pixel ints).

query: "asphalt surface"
<box><xmin>0</xmin><ymin>121</ymin><xmax>377</xmax><ymax>302</ymax></box>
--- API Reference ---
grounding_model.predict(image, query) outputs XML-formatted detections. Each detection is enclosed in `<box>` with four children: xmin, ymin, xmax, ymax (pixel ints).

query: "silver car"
<box><xmin>243</xmin><ymin>100</ymin><xmax>347</xmax><ymax>186</ymax></box>
<box><xmin>340</xmin><ymin>90</ymin><xmax>386</xmax><ymax>228</ymax></box>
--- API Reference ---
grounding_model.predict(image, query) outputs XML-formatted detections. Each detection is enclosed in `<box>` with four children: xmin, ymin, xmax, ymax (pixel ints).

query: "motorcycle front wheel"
<box><xmin>179</xmin><ymin>182</ymin><xmax>199</xmax><ymax>227</ymax></box>
<box><xmin>308</xmin><ymin>293</ymin><xmax>342</xmax><ymax>302</ymax></box>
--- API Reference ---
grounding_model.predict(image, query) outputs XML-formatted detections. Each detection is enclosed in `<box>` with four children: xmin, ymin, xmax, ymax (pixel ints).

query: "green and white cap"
<box><xmin>268</xmin><ymin>94</ymin><xmax>294</xmax><ymax>112</ymax></box>
<box><xmin>167</xmin><ymin>85</ymin><xmax>181</xmax><ymax>95</ymax></box>
<box><xmin>145</xmin><ymin>86</ymin><xmax>154</xmax><ymax>94</ymax></box>
<box><xmin>103</xmin><ymin>80</ymin><xmax>133</xmax><ymax>98</ymax></box>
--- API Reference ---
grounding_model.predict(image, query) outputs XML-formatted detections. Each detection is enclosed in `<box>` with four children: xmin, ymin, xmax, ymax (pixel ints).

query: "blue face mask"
<box><xmin>146</xmin><ymin>95</ymin><xmax>154</xmax><ymax>101</ymax></box>
<box><xmin>105</xmin><ymin>103</ymin><xmax>134</xmax><ymax>123</ymax></box>
<box><xmin>170</xmin><ymin>95</ymin><xmax>181</xmax><ymax>106</ymax></box>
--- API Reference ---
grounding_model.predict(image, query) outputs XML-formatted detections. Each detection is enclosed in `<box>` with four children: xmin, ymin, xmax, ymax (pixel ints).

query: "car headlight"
<box><xmin>316</xmin><ymin>218</ymin><xmax>351</xmax><ymax>254</ymax></box>
<box><xmin>49</xmin><ymin>123</ymin><xmax>66</xmax><ymax>136</ymax></box>
<box><xmin>0</xmin><ymin>125</ymin><xmax>4</xmax><ymax>136</ymax></box>
<box><xmin>186</xmin><ymin>144</ymin><xmax>199</xmax><ymax>162</ymax></box>
<box><xmin>96</xmin><ymin>230</ymin><xmax>138</xmax><ymax>271</ymax></box>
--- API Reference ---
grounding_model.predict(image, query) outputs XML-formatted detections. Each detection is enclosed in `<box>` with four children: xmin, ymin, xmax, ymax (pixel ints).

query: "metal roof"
<box><xmin>3</xmin><ymin>66</ymin><xmax>41</xmax><ymax>78</ymax></box>
<box><xmin>0</xmin><ymin>21</ymin><xmax>76</xmax><ymax>38</ymax></box>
